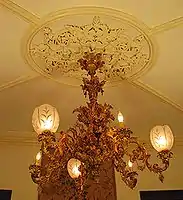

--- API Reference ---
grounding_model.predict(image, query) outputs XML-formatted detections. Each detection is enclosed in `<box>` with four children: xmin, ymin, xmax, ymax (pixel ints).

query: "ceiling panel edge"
<box><xmin>0</xmin><ymin>0</ymin><xmax>40</xmax><ymax>25</ymax></box>
<box><xmin>0</xmin><ymin>74</ymin><xmax>39</xmax><ymax>92</ymax></box>
<box><xmin>130</xmin><ymin>80</ymin><xmax>183</xmax><ymax>113</ymax></box>
<box><xmin>149</xmin><ymin>16</ymin><xmax>183</xmax><ymax>35</ymax></box>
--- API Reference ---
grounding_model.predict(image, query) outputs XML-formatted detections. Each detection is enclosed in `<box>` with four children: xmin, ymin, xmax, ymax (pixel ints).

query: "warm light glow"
<box><xmin>36</xmin><ymin>152</ymin><xmax>42</xmax><ymax>161</ymax></box>
<box><xmin>158</xmin><ymin>136</ymin><xmax>167</xmax><ymax>146</ymax></box>
<box><xmin>128</xmin><ymin>160</ymin><xmax>133</xmax><ymax>168</ymax></box>
<box><xmin>35</xmin><ymin>152</ymin><xmax>42</xmax><ymax>165</ymax></box>
<box><xmin>67</xmin><ymin>158</ymin><xmax>81</xmax><ymax>179</ymax></box>
<box><xmin>150</xmin><ymin>125</ymin><xmax>174</xmax><ymax>152</ymax></box>
<box><xmin>41</xmin><ymin>117</ymin><xmax>53</xmax><ymax>130</ymax></box>
<box><xmin>72</xmin><ymin>166</ymin><xmax>81</xmax><ymax>177</ymax></box>
<box><xmin>118</xmin><ymin>111</ymin><xmax>124</xmax><ymax>123</ymax></box>
<box><xmin>32</xmin><ymin>104</ymin><xmax>60</xmax><ymax>134</ymax></box>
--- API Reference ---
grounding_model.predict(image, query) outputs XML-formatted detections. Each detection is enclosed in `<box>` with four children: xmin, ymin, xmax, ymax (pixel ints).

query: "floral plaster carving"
<box><xmin>26</xmin><ymin>15</ymin><xmax>153</xmax><ymax>85</ymax></box>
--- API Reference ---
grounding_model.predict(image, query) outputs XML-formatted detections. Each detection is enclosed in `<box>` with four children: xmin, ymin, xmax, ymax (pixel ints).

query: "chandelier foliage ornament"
<box><xmin>29</xmin><ymin>52</ymin><xmax>174</xmax><ymax>199</ymax></box>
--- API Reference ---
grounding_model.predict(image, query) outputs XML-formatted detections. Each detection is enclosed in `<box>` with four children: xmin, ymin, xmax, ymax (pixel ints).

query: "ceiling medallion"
<box><xmin>25</xmin><ymin>10</ymin><xmax>154</xmax><ymax>86</ymax></box>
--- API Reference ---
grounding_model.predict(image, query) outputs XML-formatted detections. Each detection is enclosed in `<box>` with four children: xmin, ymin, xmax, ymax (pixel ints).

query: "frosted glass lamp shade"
<box><xmin>67</xmin><ymin>158</ymin><xmax>81</xmax><ymax>179</ymax></box>
<box><xmin>32</xmin><ymin>104</ymin><xmax>59</xmax><ymax>134</ymax></box>
<box><xmin>150</xmin><ymin>125</ymin><xmax>174</xmax><ymax>152</ymax></box>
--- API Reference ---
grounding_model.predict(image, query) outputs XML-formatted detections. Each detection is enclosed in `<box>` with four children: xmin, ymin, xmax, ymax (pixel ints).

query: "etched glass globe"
<box><xmin>32</xmin><ymin>104</ymin><xmax>59</xmax><ymax>134</ymax></box>
<box><xmin>150</xmin><ymin>125</ymin><xmax>174</xmax><ymax>152</ymax></box>
<box><xmin>67</xmin><ymin>158</ymin><xmax>81</xmax><ymax>179</ymax></box>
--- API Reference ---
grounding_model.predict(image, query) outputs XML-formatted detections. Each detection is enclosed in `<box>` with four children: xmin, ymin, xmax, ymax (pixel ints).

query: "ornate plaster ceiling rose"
<box><xmin>24</xmin><ymin>7</ymin><xmax>155</xmax><ymax>86</ymax></box>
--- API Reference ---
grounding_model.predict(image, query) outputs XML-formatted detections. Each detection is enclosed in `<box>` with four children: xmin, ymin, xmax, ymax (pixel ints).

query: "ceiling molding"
<box><xmin>0</xmin><ymin>131</ymin><xmax>38</xmax><ymax>146</ymax></box>
<box><xmin>0</xmin><ymin>0</ymin><xmax>40</xmax><ymax>25</ymax></box>
<box><xmin>0</xmin><ymin>131</ymin><xmax>183</xmax><ymax>148</ymax></box>
<box><xmin>0</xmin><ymin>75</ymin><xmax>39</xmax><ymax>92</ymax></box>
<box><xmin>0</xmin><ymin>1</ymin><xmax>182</xmax><ymax>34</ymax></box>
<box><xmin>150</xmin><ymin>17</ymin><xmax>183</xmax><ymax>35</ymax></box>
<box><xmin>130</xmin><ymin>80</ymin><xmax>183</xmax><ymax>113</ymax></box>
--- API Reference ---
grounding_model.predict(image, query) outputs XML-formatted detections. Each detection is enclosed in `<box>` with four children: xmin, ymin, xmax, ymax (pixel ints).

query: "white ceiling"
<box><xmin>0</xmin><ymin>0</ymin><xmax>182</xmax><ymax>137</ymax></box>
<box><xmin>0</xmin><ymin>0</ymin><xmax>183</xmax><ymax>199</ymax></box>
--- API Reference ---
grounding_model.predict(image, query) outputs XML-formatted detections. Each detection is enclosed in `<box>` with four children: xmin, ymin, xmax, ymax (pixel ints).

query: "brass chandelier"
<box><xmin>29</xmin><ymin>52</ymin><xmax>174</xmax><ymax>199</ymax></box>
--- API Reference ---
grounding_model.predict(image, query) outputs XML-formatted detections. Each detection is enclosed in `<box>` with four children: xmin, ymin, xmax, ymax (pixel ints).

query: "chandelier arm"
<box><xmin>125</xmin><ymin>135</ymin><xmax>173</xmax><ymax>182</ymax></box>
<box><xmin>124</xmin><ymin>135</ymin><xmax>173</xmax><ymax>182</ymax></box>
<box><xmin>29</xmin><ymin>141</ymin><xmax>46</xmax><ymax>185</ymax></box>
<box><xmin>29</xmin><ymin>164</ymin><xmax>41</xmax><ymax>184</ymax></box>
<box><xmin>145</xmin><ymin>150</ymin><xmax>173</xmax><ymax>182</ymax></box>
<box><xmin>30</xmin><ymin>130</ymin><xmax>67</xmax><ymax>191</ymax></box>
<box><xmin>113</xmin><ymin>128</ymin><xmax>147</xmax><ymax>162</ymax></box>
<box><xmin>112</xmin><ymin>127</ymin><xmax>174</xmax><ymax>188</ymax></box>
<box><xmin>126</xmin><ymin>138</ymin><xmax>149</xmax><ymax>170</ymax></box>
<box><xmin>114</xmin><ymin>153</ymin><xmax>138</xmax><ymax>189</ymax></box>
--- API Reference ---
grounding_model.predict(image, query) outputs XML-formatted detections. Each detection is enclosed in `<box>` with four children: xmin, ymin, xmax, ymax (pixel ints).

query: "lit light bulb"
<box><xmin>118</xmin><ymin>111</ymin><xmax>124</xmax><ymax>127</ymax></box>
<box><xmin>158</xmin><ymin>136</ymin><xmax>167</xmax><ymax>146</ymax></box>
<box><xmin>35</xmin><ymin>152</ymin><xmax>42</xmax><ymax>165</ymax></box>
<box><xmin>128</xmin><ymin>160</ymin><xmax>133</xmax><ymax>168</ymax></box>
<box><xmin>118</xmin><ymin>112</ymin><xmax>124</xmax><ymax>123</ymax></box>
<box><xmin>67</xmin><ymin>158</ymin><xmax>81</xmax><ymax>179</ymax></box>
<box><xmin>72</xmin><ymin>166</ymin><xmax>81</xmax><ymax>177</ymax></box>
<box><xmin>41</xmin><ymin>117</ymin><xmax>53</xmax><ymax>130</ymax></box>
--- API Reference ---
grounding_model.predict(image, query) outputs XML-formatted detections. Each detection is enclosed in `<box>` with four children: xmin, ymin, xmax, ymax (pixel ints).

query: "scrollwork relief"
<box><xmin>28</xmin><ymin>16</ymin><xmax>152</xmax><ymax>84</ymax></box>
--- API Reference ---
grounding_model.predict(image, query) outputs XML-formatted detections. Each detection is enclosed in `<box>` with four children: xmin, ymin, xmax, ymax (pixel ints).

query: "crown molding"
<box><xmin>0</xmin><ymin>75</ymin><xmax>39</xmax><ymax>92</ymax></box>
<box><xmin>0</xmin><ymin>1</ymin><xmax>182</xmax><ymax>34</ymax></box>
<box><xmin>150</xmin><ymin>17</ymin><xmax>183</xmax><ymax>35</ymax></box>
<box><xmin>130</xmin><ymin>80</ymin><xmax>183</xmax><ymax>113</ymax></box>
<box><xmin>0</xmin><ymin>131</ymin><xmax>183</xmax><ymax>148</ymax></box>
<box><xmin>0</xmin><ymin>131</ymin><xmax>38</xmax><ymax>146</ymax></box>
<box><xmin>0</xmin><ymin>0</ymin><xmax>40</xmax><ymax>25</ymax></box>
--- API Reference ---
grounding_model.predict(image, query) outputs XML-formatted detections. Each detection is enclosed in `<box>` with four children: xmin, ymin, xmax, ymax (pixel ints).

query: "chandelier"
<box><xmin>29</xmin><ymin>52</ymin><xmax>174</xmax><ymax>199</ymax></box>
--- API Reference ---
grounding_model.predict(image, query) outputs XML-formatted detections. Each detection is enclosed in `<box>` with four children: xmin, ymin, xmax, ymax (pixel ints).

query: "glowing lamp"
<box><xmin>150</xmin><ymin>125</ymin><xmax>174</xmax><ymax>152</ymax></box>
<box><xmin>32</xmin><ymin>104</ymin><xmax>59</xmax><ymax>134</ymax></box>
<box><xmin>128</xmin><ymin>160</ymin><xmax>133</xmax><ymax>168</ymax></box>
<box><xmin>118</xmin><ymin>111</ymin><xmax>124</xmax><ymax>127</ymax></box>
<box><xmin>35</xmin><ymin>151</ymin><xmax>42</xmax><ymax>165</ymax></box>
<box><xmin>67</xmin><ymin>158</ymin><xmax>81</xmax><ymax>179</ymax></box>
<box><xmin>118</xmin><ymin>111</ymin><xmax>124</xmax><ymax>122</ymax></box>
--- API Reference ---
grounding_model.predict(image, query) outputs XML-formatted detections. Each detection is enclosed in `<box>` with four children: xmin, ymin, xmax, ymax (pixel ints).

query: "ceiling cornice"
<box><xmin>0</xmin><ymin>131</ymin><xmax>183</xmax><ymax>148</ymax></box>
<box><xmin>0</xmin><ymin>0</ymin><xmax>40</xmax><ymax>25</ymax></box>
<box><xmin>0</xmin><ymin>131</ymin><xmax>38</xmax><ymax>146</ymax></box>
<box><xmin>0</xmin><ymin>75</ymin><xmax>39</xmax><ymax>92</ymax></box>
<box><xmin>0</xmin><ymin>1</ymin><xmax>183</xmax><ymax>33</ymax></box>
<box><xmin>130</xmin><ymin>80</ymin><xmax>183</xmax><ymax>112</ymax></box>
<box><xmin>150</xmin><ymin>17</ymin><xmax>183</xmax><ymax>35</ymax></box>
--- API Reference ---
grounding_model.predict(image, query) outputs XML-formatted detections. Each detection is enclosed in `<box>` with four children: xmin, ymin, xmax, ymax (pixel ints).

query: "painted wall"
<box><xmin>0</xmin><ymin>141</ymin><xmax>38</xmax><ymax>200</ymax></box>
